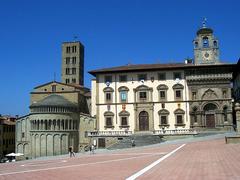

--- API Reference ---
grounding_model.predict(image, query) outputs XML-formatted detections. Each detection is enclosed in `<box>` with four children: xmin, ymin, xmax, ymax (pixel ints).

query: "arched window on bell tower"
<box><xmin>213</xmin><ymin>40</ymin><xmax>218</xmax><ymax>47</ymax></box>
<box><xmin>202</xmin><ymin>37</ymin><xmax>209</xmax><ymax>48</ymax></box>
<box><xmin>193</xmin><ymin>20</ymin><xmax>220</xmax><ymax>65</ymax></box>
<box><xmin>194</xmin><ymin>42</ymin><xmax>198</xmax><ymax>48</ymax></box>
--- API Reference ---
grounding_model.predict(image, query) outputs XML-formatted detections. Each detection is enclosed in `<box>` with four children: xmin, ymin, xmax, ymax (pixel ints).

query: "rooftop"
<box><xmin>30</xmin><ymin>94</ymin><xmax>78</xmax><ymax>108</ymax></box>
<box><xmin>89</xmin><ymin>62</ymin><xmax>235</xmax><ymax>76</ymax></box>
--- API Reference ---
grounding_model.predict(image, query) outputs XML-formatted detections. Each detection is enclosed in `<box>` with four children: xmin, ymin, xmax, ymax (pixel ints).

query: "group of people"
<box><xmin>68</xmin><ymin>144</ymin><xmax>96</xmax><ymax>157</ymax></box>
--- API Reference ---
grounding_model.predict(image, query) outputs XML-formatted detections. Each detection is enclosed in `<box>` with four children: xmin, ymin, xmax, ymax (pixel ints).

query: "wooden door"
<box><xmin>206</xmin><ymin>114</ymin><xmax>215</xmax><ymax>128</ymax></box>
<box><xmin>139</xmin><ymin>111</ymin><xmax>149</xmax><ymax>131</ymax></box>
<box><xmin>98</xmin><ymin>138</ymin><xmax>105</xmax><ymax>148</ymax></box>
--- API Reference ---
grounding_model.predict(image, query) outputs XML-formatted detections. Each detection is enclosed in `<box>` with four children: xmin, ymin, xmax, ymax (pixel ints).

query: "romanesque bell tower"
<box><xmin>61</xmin><ymin>41</ymin><xmax>84</xmax><ymax>85</ymax></box>
<box><xmin>193</xmin><ymin>20</ymin><xmax>219</xmax><ymax>64</ymax></box>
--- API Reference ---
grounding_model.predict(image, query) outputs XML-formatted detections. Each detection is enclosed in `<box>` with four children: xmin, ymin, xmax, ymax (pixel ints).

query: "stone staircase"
<box><xmin>107</xmin><ymin>132</ymin><xmax>162</xmax><ymax>150</ymax></box>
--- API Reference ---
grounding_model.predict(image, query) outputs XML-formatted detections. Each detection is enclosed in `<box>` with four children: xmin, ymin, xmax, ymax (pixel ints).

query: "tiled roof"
<box><xmin>30</xmin><ymin>94</ymin><xmax>78</xmax><ymax>108</ymax></box>
<box><xmin>0</xmin><ymin>116</ymin><xmax>16</xmax><ymax>125</ymax></box>
<box><xmin>34</xmin><ymin>81</ymin><xmax>90</xmax><ymax>91</ymax></box>
<box><xmin>89</xmin><ymin>63</ymin><xmax>235</xmax><ymax>76</ymax></box>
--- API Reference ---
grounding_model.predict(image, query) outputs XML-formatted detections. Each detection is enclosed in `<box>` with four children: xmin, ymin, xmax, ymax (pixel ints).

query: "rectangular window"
<box><xmin>66</xmin><ymin>68</ymin><xmax>70</xmax><ymax>75</ymax></box>
<box><xmin>52</xmin><ymin>85</ymin><xmax>56</xmax><ymax>92</ymax></box>
<box><xmin>66</xmin><ymin>46</ymin><xmax>71</xmax><ymax>53</ymax></box>
<box><xmin>174</xmin><ymin>72</ymin><xmax>182</xmax><ymax>80</ymax></box>
<box><xmin>66</xmin><ymin>57</ymin><xmax>70</xmax><ymax>64</ymax></box>
<box><xmin>72</xmin><ymin>78</ymin><xmax>76</xmax><ymax>83</ymax></box>
<box><xmin>72</xmin><ymin>46</ymin><xmax>76</xmax><ymax>53</ymax></box>
<box><xmin>160</xmin><ymin>91</ymin><xmax>166</xmax><ymax>100</ymax></box>
<box><xmin>121</xmin><ymin>117</ymin><xmax>128</xmax><ymax>126</ymax></box>
<box><xmin>72</xmin><ymin>68</ymin><xmax>76</xmax><ymax>74</ymax></box>
<box><xmin>106</xmin><ymin>117</ymin><xmax>112</xmax><ymax>127</ymax></box>
<box><xmin>161</xmin><ymin>103</ymin><xmax>165</xmax><ymax>109</ymax></box>
<box><xmin>177</xmin><ymin>115</ymin><xmax>183</xmax><ymax>124</ymax></box>
<box><xmin>138</xmin><ymin>74</ymin><xmax>147</xmax><ymax>81</ymax></box>
<box><xmin>176</xmin><ymin>90</ymin><xmax>181</xmax><ymax>99</ymax></box>
<box><xmin>22</xmin><ymin>132</ymin><xmax>25</xmax><ymax>138</ymax></box>
<box><xmin>119</xmin><ymin>75</ymin><xmax>127</xmax><ymax>82</ymax></box>
<box><xmin>84</xmin><ymin>131</ymin><xmax>88</xmax><ymax>138</ymax></box>
<box><xmin>161</xmin><ymin>116</ymin><xmax>167</xmax><ymax>125</ymax></box>
<box><xmin>192</xmin><ymin>92</ymin><xmax>196</xmax><ymax>100</ymax></box>
<box><xmin>120</xmin><ymin>92</ymin><xmax>127</xmax><ymax>102</ymax></box>
<box><xmin>105</xmin><ymin>76</ymin><xmax>112</xmax><ymax>83</ymax></box>
<box><xmin>158</xmin><ymin>73</ymin><xmax>166</xmax><ymax>80</ymax></box>
<box><xmin>222</xmin><ymin>90</ymin><xmax>227</xmax><ymax>98</ymax></box>
<box><xmin>106</xmin><ymin>93</ymin><xmax>112</xmax><ymax>102</ymax></box>
<box><xmin>72</xmin><ymin>57</ymin><xmax>76</xmax><ymax>64</ymax></box>
<box><xmin>139</xmin><ymin>91</ymin><xmax>147</xmax><ymax>100</ymax></box>
<box><xmin>66</xmin><ymin>79</ymin><xmax>70</xmax><ymax>84</ymax></box>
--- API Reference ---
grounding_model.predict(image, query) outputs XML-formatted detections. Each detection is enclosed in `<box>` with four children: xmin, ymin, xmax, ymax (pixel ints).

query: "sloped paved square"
<box><xmin>0</xmin><ymin>137</ymin><xmax>239</xmax><ymax>180</ymax></box>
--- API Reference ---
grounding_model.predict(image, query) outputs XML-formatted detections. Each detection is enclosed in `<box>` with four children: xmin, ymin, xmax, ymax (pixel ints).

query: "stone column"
<box><xmin>235</xmin><ymin>103</ymin><xmax>240</xmax><ymax>134</ymax></box>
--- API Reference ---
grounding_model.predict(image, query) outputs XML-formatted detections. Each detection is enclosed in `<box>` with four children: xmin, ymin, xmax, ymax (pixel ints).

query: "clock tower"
<box><xmin>193</xmin><ymin>20</ymin><xmax>219</xmax><ymax>64</ymax></box>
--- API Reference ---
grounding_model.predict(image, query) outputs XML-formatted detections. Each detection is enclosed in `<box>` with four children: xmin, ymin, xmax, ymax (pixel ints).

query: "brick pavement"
<box><xmin>139</xmin><ymin>139</ymin><xmax>240</xmax><ymax>180</ymax></box>
<box><xmin>0</xmin><ymin>135</ymin><xmax>239</xmax><ymax>180</ymax></box>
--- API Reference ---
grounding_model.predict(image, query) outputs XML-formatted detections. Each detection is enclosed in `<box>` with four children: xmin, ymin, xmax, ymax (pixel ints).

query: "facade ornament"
<box><xmin>202</xmin><ymin>17</ymin><xmax>207</xmax><ymax>28</ymax></box>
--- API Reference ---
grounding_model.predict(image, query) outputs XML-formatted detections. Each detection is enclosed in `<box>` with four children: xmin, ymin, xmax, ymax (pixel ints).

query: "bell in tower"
<box><xmin>193</xmin><ymin>19</ymin><xmax>220</xmax><ymax>65</ymax></box>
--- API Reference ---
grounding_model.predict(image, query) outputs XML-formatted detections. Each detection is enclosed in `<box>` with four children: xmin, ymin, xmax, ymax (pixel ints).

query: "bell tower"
<box><xmin>61</xmin><ymin>41</ymin><xmax>84</xmax><ymax>85</ymax></box>
<box><xmin>193</xmin><ymin>19</ymin><xmax>219</xmax><ymax>65</ymax></box>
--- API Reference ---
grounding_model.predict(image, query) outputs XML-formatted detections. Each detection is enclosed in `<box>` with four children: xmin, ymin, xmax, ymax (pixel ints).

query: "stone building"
<box><xmin>62</xmin><ymin>41</ymin><xmax>84</xmax><ymax>85</ymax></box>
<box><xmin>89</xmin><ymin>24</ymin><xmax>235</xmax><ymax>147</ymax></box>
<box><xmin>0</xmin><ymin>115</ymin><xmax>16</xmax><ymax>159</ymax></box>
<box><xmin>187</xmin><ymin>25</ymin><xmax>234</xmax><ymax>129</ymax></box>
<box><xmin>16</xmin><ymin>42</ymin><xmax>94</xmax><ymax>159</ymax></box>
<box><xmin>233</xmin><ymin>59</ymin><xmax>240</xmax><ymax>103</ymax></box>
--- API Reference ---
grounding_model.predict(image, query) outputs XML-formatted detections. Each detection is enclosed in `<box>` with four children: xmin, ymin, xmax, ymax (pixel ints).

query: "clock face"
<box><xmin>204</xmin><ymin>52</ymin><xmax>209</xmax><ymax>58</ymax></box>
<box><xmin>202</xmin><ymin>51</ymin><xmax>211</xmax><ymax>61</ymax></box>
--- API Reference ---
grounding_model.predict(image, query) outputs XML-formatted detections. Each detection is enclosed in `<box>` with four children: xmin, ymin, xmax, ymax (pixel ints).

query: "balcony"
<box><xmin>87</xmin><ymin>130</ymin><xmax>133</xmax><ymax>137</ymax></box>
<box><xmin>153</xmin><ymin>129</ymin><xmax>198</xmax><ymax>136</ymax></box>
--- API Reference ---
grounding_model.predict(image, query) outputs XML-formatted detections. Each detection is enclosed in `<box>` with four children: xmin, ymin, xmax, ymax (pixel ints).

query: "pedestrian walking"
<box><xmin>131</xmin><ymin>139</ymin><xmax>135</xmax><ymax>147</ymax></box>
<box><xmin>89</xmin><ymin>144</ymin><xmax>95</xmax><ymax>154</ymax></box>
<box><xmin>69</xmin><ymin>146</ymin><xmax>75</xmax><ymax>157</ymax></box>
<box><xmin>91</xmin><ymin>144</ymin><xmax>95</xmax><ymax>154</ymax></box>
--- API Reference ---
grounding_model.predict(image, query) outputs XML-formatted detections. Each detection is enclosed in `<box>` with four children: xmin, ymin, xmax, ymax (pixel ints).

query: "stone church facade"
<box><xmin>233</xmin><ymin>59</ymin><xmax>240</xmax><ymax>103</ymax></box>
<box><xmin>16</xmin><ymin>42</ymin><xmax>95</xmax><ymax>159</ymax></box>
<box><xmin>89</xmin><ymin>23</ymin><xmax>235</xmax><ymax>147</ymax></box>
<box><xmin>187</xmin><ymin>25</ymin><xmax>233</xmax><ymax>129</ymax></box>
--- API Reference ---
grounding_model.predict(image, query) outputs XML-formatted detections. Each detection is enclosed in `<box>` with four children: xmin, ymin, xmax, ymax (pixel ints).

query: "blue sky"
<box><xmin>0</xmin><ymin>0</ymin><xmax>239</xmax><ymax>116</ymax></box>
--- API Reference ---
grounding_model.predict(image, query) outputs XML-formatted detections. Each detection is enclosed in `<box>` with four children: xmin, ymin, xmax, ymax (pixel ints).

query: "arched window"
<box><xmin>61</xmin><ymin>120</ymin><xmax>64</xmax><ymax>130</ymax></box>
<box><xmin>194</xmin><ymin>41</ymin><xmax>198</xmax><ymax>48</ymax></box>
<box><xmin>44</xmin><ymin>120</ymin><xmax>47</xmax><ymax>130</ymax></box>
<box><xmin>213</xmin><ymin>40</ymin><xmax>218</xmax><ymax>47</ymax></box>
<box><xmin>203</xmin><ymin>103</ymin><xmax>217</xmax><ymax>111</ymax></box>
<box><xmin>203</xmin><ymin>37</ymin><xmax>209</xmax><ymax>48</ymax></box>
<box><xmin>192</xmin><ymin>107</ymin><xmax>198</xmax><ymax>123</ymax></box>
<box><xmin>223</xmin><ymin>106</ymin><xmax>228</xmax><ymax>122</ymax></box>
<box><xmin>53</xmin><ymin>120</ymin><xmax>56</xmax><ymax>130</ymax></box>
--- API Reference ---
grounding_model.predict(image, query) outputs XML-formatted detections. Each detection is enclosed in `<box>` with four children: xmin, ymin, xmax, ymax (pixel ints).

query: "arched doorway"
<box><xmin>203</xmin><ymin>103</ymin><xmax>218</xmax><ymax>128</ymax></box>
<box><xmin>139</xmin><ymin>111</ymin><xmax>149</xmax><ymax>131</ymax></box>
